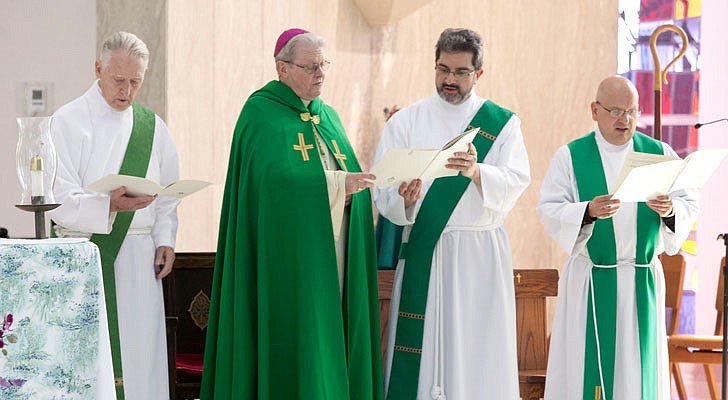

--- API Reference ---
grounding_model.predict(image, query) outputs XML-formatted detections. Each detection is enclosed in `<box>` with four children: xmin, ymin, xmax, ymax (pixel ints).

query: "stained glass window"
<box><xmin>618</xmin><ymin>0</ymin><xmax>701</xmax><ymax>158</ymax></box>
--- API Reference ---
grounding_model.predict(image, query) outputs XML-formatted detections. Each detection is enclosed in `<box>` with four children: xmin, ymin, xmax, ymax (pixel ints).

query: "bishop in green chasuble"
<box><xmin>201</xmin><ymin>67</ymin><xmax>383</xmax><ymax>399</ymax></box>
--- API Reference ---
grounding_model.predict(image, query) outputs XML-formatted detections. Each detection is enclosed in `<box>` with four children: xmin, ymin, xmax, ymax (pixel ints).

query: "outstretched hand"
<box><xmin>647</xmin><ymin>194</ymin><xmax>673</xmax><ymax>217</ymax></box>
<box><xmin>345</xmin><ymin>172</ymin><xmax>376</xmax><ymax>196</ymax></box>
<box><xmin>398</xmin><ymin>179</ymin><xmax>423</xmax><ymax>209</ymax></box>
<box><xmin>109</xmin><ymin>187</ymin><xmax>156</xmax><ymax>212</ymax></box>
<box><xmin>446</xmin><ymin>142</ymin><xmax>480</xmax><ymax>182</ymax></box>
<box><xmin>588</xmin><ymin>194</ymin><xmax>621</xmax><ymax>219</ymax></box>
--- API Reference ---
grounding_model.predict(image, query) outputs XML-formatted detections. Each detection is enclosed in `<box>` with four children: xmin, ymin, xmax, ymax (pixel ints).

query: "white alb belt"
<box><xmin>583</xmin><ymin>253</ymin><xmax>653</xmax><ymax>400</ymax></box>
<box><xmin>54</xmin><ymin>226</ymin><xmax>152</xmax><ymax>238</ymax></box>
<box><xmin>578</xmin><ymin>253</ymin><xmax>650</xmax><ymax>268</ymax></box>
<box><xmin>441</xmin><ymin>223</ymin><xmax>502</xmax><ymax>233</ymax></box>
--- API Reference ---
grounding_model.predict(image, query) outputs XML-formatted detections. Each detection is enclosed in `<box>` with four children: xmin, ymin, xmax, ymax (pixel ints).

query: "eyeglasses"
<box><xmin>285</xmin><ymin>60</ymin><xmax>331</xmax><ymax>74</ymax></box>
<box><xmin>435</xmin><ymin>65</ymin><xmax>476</xmax><ymax>80</ymax></box>
<box><xmin>596</xmin><ymin>101</ymin><xmax>642</xmax><ymax>119</ymax></box>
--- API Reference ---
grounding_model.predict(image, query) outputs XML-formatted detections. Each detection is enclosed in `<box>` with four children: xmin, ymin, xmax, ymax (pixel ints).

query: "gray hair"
<box><xmin>275</xmin><ymin>32</ymin><xmax>326</xmax><ymax>62</ymax></box>
<box><xmin>435</xmin><ymin>28</ymin><xmax>484</xmax><ymax>70</ymax></box>
<box><xmin>100</xmin><ymin>31</ymin><xmax>150</xmax><ymax>69</ymax></box>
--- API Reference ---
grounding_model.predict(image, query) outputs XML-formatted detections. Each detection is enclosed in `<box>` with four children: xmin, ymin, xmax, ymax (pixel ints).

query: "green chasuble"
<box><xmin>569</xmin><ymin>131</ymin><xmax>663</xmax><ymax>400</ymax></box>
<box><xmin>201</xmin><ymin>80</ymin><xmax>384</xmax><ymax>400</ymax></box>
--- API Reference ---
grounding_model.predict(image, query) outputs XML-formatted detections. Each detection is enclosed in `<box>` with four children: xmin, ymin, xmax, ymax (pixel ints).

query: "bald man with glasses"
<box><xmin>537</xmin><ymin>76</ymin><xmax>699</xmax><ymax>399</ymax></box>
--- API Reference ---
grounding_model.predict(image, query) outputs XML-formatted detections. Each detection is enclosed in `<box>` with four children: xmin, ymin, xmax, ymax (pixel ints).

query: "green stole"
<box><xmin>568</xmin><ymin>131</ymin><xmax>662</xmax><ymax>400</ymax></box>
<box><xmin>387</xmin><ymin>101</ymin><xmax>513</xmax><ymax>399</ymax></box>
<box><xmin>90</xmin><ymin>103</ymin><xmax>155</xmax><ymax>399</ymax></box>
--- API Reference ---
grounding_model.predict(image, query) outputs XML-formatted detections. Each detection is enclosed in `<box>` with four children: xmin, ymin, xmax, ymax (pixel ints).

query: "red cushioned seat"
<box><xmin>176</xmin><ymin>353</ymin><xmax>204</xmax><ymax>378</ymax></box>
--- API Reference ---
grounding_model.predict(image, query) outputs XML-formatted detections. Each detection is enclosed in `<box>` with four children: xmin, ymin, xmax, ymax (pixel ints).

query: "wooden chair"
<box><xmin>668</xmin><ymin>257</ymin><xmax>726</xmax><ymax>400</ymax></box>
<box><xmin>514</xmin><ymin>268</ymin><xmax>559</xmax><ymax>400</ymax></box>
<box><xmin>164</xmin><ymin>252</ymin><xmax>216</xmax><ymax>400</ymax></box>
<box><xmin>659</xmin><ymin>253</ymin><xmax>687</xmax><ymax>397</ymax></box>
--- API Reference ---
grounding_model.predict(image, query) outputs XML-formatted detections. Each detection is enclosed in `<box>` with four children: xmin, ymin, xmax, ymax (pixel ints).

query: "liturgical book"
<box><xmin>611</xmin><ymin>148</ymin><xmax>728</xmax><ymax>202</ymax></box>
<box><xmin>370</xmin><ymin>127</ymin><xmax>479</xmax><ymax>187</ymax></box>
<box><xmin>85</xmin><ymin>174</ymin><xmax>211</xmax><ymax>198</ymax></box>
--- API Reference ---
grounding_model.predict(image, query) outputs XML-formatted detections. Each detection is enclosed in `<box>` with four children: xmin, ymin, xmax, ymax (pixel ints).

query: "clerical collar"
<box><xmin>595</xmin><ymin>127</ymin><xmax>633</xmax><ymax>152</ymax></box>
<box><xmin>302</xmin><ymin>99</ymin><xmax>312</xmax><ymax>108</ymax></box>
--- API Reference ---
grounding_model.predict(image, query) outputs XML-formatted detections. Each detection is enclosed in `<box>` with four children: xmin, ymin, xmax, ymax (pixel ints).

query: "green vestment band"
<box><xmin>386</xmin><ymin>101</ymin><xmax>513</xmax><ymax>400</ymax></box>
<box><xmin>376</xmin><ymin>216</ymin><xmax>402</xmax><ymax>270</ymax></box>
<box><xmin>90</xmin><ymin>103</ymin><xmax>155</xmax><ymax>399</ymax></box>
<box><xmin>568</xmin><ymin>131</ymin><xmax>662</xmax><ymax>400</ymax></box>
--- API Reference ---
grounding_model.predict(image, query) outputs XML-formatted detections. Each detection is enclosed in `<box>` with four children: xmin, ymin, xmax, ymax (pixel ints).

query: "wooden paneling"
<box><xmin>377</xmin><ymin>269</ymin><xmax>395</xmax><ymax>361</ymax></box>
<box><xmin>514</xmin><ymin>268</ymin><xmax>559</xmax><ymax>400</ymax></box>
<box><xmin>163</xmin><ymin>252</ymin><xmax>216</xmax><ymax>400</ymax></box>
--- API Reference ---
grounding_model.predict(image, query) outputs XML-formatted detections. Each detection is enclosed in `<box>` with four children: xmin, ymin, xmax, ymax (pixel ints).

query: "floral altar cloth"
<box><xmin>0</xmin><ymin>238</ymin><xmax>115</xmax><ymax>399</ymax></box>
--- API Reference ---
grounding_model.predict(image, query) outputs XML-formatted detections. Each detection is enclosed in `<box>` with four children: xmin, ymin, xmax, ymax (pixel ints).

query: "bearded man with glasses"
<box><xmin>537</xmin><ymin>76</ymin><xmax>699</xmax><ymax>399</ymax></box>
<box><xmin>201</xmin><ymin>28</ymin><xmax>384</xmax><ymax>400</ymax></box>
<box><xmin>373</xmin><ymin>28</ymin><xmax>530</xmax><ymax>399</ymax></box>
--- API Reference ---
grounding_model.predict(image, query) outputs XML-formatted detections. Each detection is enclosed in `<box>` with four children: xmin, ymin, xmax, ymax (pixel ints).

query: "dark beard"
<box><xmin>437</xmin><ymin>84</ymin><xmax>469</xmax><ymax>105</ymax></box>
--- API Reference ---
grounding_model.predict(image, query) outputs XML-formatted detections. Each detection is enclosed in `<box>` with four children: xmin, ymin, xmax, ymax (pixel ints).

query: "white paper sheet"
<box><xmin>370</xmin><ymin>127</ymin><xmax>479</xmax><ymax>186</ymax></box>
<box><xmin>612</xmin><ymin>149</ymin><xmax>728</xmax><ymax>202</ymax></box>
<box><xmin>84</xmin><ymin>174</ymin><xmax>211</xmax><ymax>198</ymax></box>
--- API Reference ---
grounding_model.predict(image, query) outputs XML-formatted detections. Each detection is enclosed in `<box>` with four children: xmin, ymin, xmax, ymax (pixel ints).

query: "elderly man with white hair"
<box><xmin>50</xmin><ymin>31</ymin><xmax>180</xmax><ymax>399</ymax></box>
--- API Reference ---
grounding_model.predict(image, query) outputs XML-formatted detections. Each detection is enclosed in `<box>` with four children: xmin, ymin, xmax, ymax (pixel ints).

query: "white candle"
<box><xmin>30</xmin><ymin>156</ymin><xmax>44</xmax><ymax>198</ymax></box>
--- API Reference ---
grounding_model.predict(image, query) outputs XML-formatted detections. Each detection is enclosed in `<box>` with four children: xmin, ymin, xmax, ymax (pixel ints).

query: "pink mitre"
<box><xmin>274</xmin><ymin>28</ymin><xmax>309</xmax><ymax>57</ymax></box>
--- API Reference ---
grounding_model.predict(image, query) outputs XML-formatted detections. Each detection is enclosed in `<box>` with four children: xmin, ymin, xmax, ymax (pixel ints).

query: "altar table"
<box><xmin>0</xmin><ymin>238</ymin><xmax>115</xmax><ymax>399</ymax></box>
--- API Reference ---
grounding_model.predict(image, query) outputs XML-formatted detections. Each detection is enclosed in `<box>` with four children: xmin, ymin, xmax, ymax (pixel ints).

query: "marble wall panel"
<box><xmin>125</xmin><ymin>0</ymin><xmax>617</xmax><ymax>268</ymax></box>
<box><xmin>97</xmin><ymin>0</ymin><xmax>167</xmax><ymax>119</ymax></box>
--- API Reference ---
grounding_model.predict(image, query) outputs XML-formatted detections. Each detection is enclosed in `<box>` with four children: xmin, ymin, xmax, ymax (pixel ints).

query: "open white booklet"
<box><xmin>85</xmin><ymin>174</ymin><xmax>211</xmax><ymax>198</ymax></box>
<box><xmin>611</xmin><ymin>148</ymin><xmax>728</xmax><ymax>202</ymax></box>
<box><xmin>369</xmin><ymin>127</ymin><xmax>480</xmax><ymax>187</ymax></box>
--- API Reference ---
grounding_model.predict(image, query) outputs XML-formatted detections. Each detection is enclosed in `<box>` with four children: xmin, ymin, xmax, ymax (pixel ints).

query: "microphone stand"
<box><xmin>697</xmin><ymin>118</ymin><xmax>728</xmax><ymax>400</ymax></box>
<box><xmin>694</xmin><ymin>118</ymin><xmax>728</xmax><ymax>129</ymax></box>
<box><xmin>723</xmin><ymin>234</ymin><xmax>728</xmax><ymax>400</ymax></box>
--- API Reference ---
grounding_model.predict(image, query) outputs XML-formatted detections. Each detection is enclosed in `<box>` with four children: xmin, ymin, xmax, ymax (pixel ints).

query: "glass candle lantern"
<box><xmin>16</xmin><ymin>117</ymin><xmax>57</xmax><ymax>205</ymax></box>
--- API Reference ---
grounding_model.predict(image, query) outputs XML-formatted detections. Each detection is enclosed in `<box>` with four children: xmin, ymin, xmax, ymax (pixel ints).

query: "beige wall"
<box><xmin>0</xmin><ymin>1</ymin><xmax>96</xmax><ymax>238</ymax></box>
<box><xmin>164</xmin><ymin>0</ymin><xmax>617</xmax><ymax>269</ymax></box>
<box><xmin>97</xmin><ymin>0</ymin><xmax>168</xmax><ymax>119</ymax></box>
